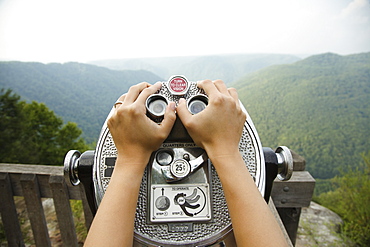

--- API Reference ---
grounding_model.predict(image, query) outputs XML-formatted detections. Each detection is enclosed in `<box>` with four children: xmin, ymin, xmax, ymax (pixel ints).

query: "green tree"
<box><xmin>0</xmin><ymin>89</ymin><xmax>88</xmax><ymax>165</ymax></box>
<box><xmin>56</xmin><ymin>122</ymin><xmax>88</xmax><ymax>159</ymax></box>
<box><xmin>0</xmin><ymin>89</ymin><xmax>25</xmax><ymax>162</ymax></box>
<box><xmin>316</xmin><ymin>151</ymin><xmax>370</xmax><ymax>246</ymax></box>
<box><xmin>20</xmin><ymin>101</ymin><xmax>64</xmax><ymax>164</ymax></box>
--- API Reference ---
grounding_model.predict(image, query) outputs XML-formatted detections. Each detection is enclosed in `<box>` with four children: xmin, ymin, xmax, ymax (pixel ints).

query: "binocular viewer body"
<box><xmin>64</xmin><ymin>76</ymin><xmax>293</xmax><ymax>246</ymax></box>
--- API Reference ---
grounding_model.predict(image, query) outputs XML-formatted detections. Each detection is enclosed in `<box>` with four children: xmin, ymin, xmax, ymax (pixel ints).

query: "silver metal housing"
<box><xmin>92</xmin><ymin>76</ymin><xmax>265</xmax><ymax>246</ymax></box>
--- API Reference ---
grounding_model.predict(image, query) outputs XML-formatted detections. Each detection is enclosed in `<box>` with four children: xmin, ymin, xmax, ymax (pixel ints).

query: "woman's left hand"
<box><xmin>108</xmin><ymin>82</ymin><xmax>176</xmax><ymax>166</ymax></box>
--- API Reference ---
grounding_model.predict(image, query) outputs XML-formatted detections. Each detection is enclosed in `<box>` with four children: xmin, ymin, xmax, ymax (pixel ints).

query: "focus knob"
<box><xmin>275</xmin><ymin>146</ymin><xmax>293</xmax><ymax>181</ymax></box>
<box><xmin>63</xmin><ymin>150</ymin><xmax>81</xmax><ymax>186</ymax></box>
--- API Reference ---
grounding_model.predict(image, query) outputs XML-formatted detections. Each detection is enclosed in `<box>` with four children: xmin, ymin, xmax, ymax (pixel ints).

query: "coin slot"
<box><xmin>156</xmin><ymin>150</ymin><xmax>174</xmax><ymax>166</ymax></box>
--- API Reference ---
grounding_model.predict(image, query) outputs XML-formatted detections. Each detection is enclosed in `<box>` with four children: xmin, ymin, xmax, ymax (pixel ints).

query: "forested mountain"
<box><xmin>1</xmin><ymin>52</ymin><xmax>368</xmax><ymax>179</ymax></box>
<box><xmin>90</xmin><ymin>53</ymin><xmax>301</xmax><ymax>83</ymax></box>
<box><xmin>234</xmin><ymin>52</ymin><xmax>370</xmax><ymax>179</ymax></box>
<box><xmin>0</xmin><ymin>62</ymin><xmax>162</xmax><ymax>142</ymax></box>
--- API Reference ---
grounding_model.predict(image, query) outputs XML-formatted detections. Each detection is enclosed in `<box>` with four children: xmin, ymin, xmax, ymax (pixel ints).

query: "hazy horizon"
<box><xmin>1</xmin><ymin>0</ymin><xmax>369</xmax><ymax>63</ymax></box>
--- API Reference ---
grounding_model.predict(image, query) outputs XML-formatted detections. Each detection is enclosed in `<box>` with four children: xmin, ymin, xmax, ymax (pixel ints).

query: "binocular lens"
<box><xmin>149</xmin><ymin>100</ymin><xmax>167</xmax><ymax>115</ymax></box>
<box><xmin>146</xmin><ymin>95</ymin><xmax>168</xmax><ymax>117</ymax></box>
<box><xmin>188</xmin><ymin>100</ymin><xmax>207</xmax><ymax>114</ymax></box>
<box><xmin>187</xmin><ymin>95</ymin><xmax>208</xmax><ymax>114</ymax></box>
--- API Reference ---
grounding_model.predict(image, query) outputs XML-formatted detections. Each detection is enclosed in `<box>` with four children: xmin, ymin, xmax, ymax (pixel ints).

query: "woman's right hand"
<box><xmin>176</xmin><ymin>79</ymin><xmax>246</xmax><ymax>163</ymax></box>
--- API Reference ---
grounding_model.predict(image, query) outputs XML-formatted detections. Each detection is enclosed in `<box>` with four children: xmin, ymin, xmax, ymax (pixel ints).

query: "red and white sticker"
<box><xmin>168</xmin><ymin>76</ymin><xmax>189</xmax><ymax>95</ymax></box>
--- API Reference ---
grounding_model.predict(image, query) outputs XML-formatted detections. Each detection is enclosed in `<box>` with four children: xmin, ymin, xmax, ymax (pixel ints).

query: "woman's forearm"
<box><xmin>85</xmin><ymin>82</ymin><xmax>176</xmax><ymax>246</ymax></box>
<box><xmin>84</xmin><ymin>156</ymin><xmax>147</xmax><ymax>247</ymax></box>
<box><xmin>210</xmin><ymin>152</ymin><xmax>288</xmax><ymax>247</ymax></box>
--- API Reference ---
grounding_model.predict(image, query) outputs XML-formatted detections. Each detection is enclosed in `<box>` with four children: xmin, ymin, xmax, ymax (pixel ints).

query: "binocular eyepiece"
<box><xmin>187</xmin><ymin>95</ymin><xmax>208</xmax><ymax>114</ymax></box>
<box><xmin>146</xmin><ymin>94</ymin><xmax>168</xmax><ymax>121</ymax></box>
<box><xmin>146</xmin><ymin>93</ymin><xmax>208</xmax><ymax>122</ymax></box>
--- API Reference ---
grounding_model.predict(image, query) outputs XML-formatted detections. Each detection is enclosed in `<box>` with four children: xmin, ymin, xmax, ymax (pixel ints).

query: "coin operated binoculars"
<box><xmin>64</xmin><ymin>75</ymin><xmax>293</xmax><ymax>246</ymax></box>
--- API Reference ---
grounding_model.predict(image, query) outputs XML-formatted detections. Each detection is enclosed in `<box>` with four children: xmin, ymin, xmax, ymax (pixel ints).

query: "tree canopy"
<box><xmin>0</xmin><ymin>89</ymin><xmax>88</xmax><ymax>165</ymax></box>
<box><xmin>315</xmin><ymin>151</ymin><xmax>370</xmax><ymax>246</ymax></box>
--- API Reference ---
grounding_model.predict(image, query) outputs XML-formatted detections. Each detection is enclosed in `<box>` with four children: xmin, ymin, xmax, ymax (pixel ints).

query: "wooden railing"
<box><xmin>0</xmin><ymin>164</ymin><xmax>93</xmax><ymax>246</ymax></box>
<box><xmin>0</xmin><ymin>151</ymin><xmax>314</xmax><ymax>246</ymax></box>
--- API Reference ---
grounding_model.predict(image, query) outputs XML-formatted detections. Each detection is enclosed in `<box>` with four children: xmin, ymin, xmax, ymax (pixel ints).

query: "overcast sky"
<box><xmin>0</xmin><ymin>0</ymin><xmax>369</xmax><ymax>63</ymax></box>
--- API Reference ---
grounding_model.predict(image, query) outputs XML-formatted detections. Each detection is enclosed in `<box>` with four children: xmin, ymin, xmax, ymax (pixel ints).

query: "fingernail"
<box><xmin>169</xmin><ymin>102</ymin><xmax>176</xmax><ymax>111</ymax></box>
<box><xmin>179</xmin><ymin>98</ymin><xmax>186</xmax><ymax>104</ymax></box>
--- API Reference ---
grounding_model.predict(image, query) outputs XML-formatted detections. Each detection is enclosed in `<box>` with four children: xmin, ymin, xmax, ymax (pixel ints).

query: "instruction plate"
<box><xmin>150</xmin><ymin>184</ymin><xmax>211</xmax><ymax>223</ymax></box>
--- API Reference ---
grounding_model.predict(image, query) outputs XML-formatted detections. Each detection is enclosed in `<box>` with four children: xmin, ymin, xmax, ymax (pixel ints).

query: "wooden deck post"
<box><xmin>49</xmin><ymin>175</ymin><xmax>79</xmax><ymax>247</ymax></box>
<box><xmin>0</xmin><ymin>173</ymin><xmax>24</xmax><ymax>246</ymax></box>
<box><xmin>20</xmin><ymin>173</ymin><xmax>51</xmax><ymax>247</ymax></box>
<box><xmin>271</xmin><ymin>150</ymin><xmax>315</xmax><ymax>246</ymax></box>
<box><xmin>79</xmin><ymin>185</ymin><xmax>94</xmax><ymax>230</ymax></box>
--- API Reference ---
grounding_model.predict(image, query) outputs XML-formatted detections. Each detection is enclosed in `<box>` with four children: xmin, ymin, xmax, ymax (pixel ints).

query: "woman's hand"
<box><xmin>86</xmin><ymin>82</ymin><xmax>177</xmax><ymax>247</ymax></box>
<box><xmin>107</xmin><ymin>82</ymin><xmax>176</xmax><ymax>166</ymax></box>
<box><xmin>177</xmin><ymin>79</ymin><xmax>246</xmax><ymax>163</ymax></box>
